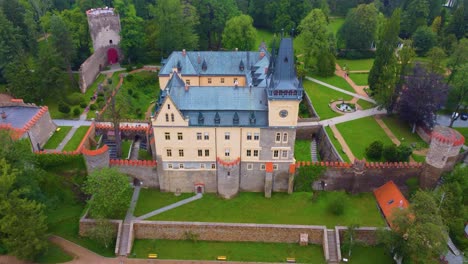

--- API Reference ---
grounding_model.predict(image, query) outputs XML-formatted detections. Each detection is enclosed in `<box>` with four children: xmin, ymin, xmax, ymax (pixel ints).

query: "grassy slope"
<box><xmin>294</xmin><ymin>139</ymin><xmax>312</xmax><ymax>162</ymax></box>
<box><xmin>43</xmin><ymin>126</ymin><xmax>72</xmax><ymax>149</ymax></box>
<box><xmin>147</xmin><ymin>192</ymin><xmax>385</xmax><ymax>227</ymax></box>
<box><xmin>357</xmin><ymin>99</ymin><xmax>375</xmax><ymax>110</ymax></box>
<box><xmin>325</xmin><ymin>126</ymin><xmax>351</xmax><ymax>163</ymax></box>
<box><xmin>380</xmin><ymin>115</ymin><xmax>428</xmax><ymax>149</ymax></box>
<box><xmin>63</xmin><ymin>126</ymin><xmax>90</xmax><ymax>151</ymax></box>
<box><xmin>328</xmin><ymin>17</ymin><xmax>345</xmax><ymax>36</ymax></box>
<box><xmin>337</xmin><ymin>59</ymin><xmax>374</xmax><ymax>71</ymax></box>
<box><xmin>254</xmin><ymin>29</ymin><xmax>275</xmax><ymax>50</ymax></box>
<box><xmin>131</xmin><ymin>240</ymin><xmax>326</xmax><ymax>263</ymax></box>
<box><xmin>138</xmin><ymin>150</ymin><xmax>153</xmax><ymax>160</ymax></box>
<box><xmin>311</xmin><ymin>74</ymin><xmax>356</xmax><ymax>93</ymax></box>
<box><xmin>303</xmin><ymin>80</ymin><xmax>352</xmax><ymax>120</ymax></box>
<box><xmin>121</xmin><ymin>140</ymin><xmax>132</xmax><ymax>159</ymax></box>
<box><xmin>349</xmin><ymin>73</ymin><xmax>369</xmax><ymax>86</ymax></box>
<box><xmin>133</xmin><ymin>189</ymin><xmax>194</xmax><ymax>217</ymax></box>
<box><xmin>336</xmin><ymin>117</ymin><xmax>393</xmax><ymax>160</ymax></box>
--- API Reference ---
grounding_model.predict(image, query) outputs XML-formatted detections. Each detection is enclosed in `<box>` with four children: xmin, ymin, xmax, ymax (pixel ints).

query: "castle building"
<box><xmin>151</xmin><ymin>38</ymin><xmax>303</xmax><ymax>198</ymax></box>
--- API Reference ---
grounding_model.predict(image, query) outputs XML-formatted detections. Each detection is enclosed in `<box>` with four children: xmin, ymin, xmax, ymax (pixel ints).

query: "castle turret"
<box><xmin>86</xmin><ymin>7</ymin><xmax>121</xmax><ymax>52</ymax></box>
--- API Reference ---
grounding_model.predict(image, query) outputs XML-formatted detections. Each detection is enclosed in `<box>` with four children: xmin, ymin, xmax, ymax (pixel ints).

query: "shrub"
<box><xmin>66</xmin><ymin>93</ymin><xmax>85</xmax><ymax>105</ymax></box>
<box><xmin>412</xmin><ymin>26</ymin><xmax>437</xmax><ymax>56</ymax></box>
<box><xmin>96</xmin><ymin>97</ymin><xmax>104</xmax><ymax>103</ymax></box>
<box><xmin>90</xmin><ymin>104</ymin><xmax>97</xmax><ymax>111</ymax></box>
<box><xmin>294</xmin><ymin>166</ymin><xmax>326</xmax><ymax>192</ymax></box>
<box><xmin>127</xmin><ymin>88</ymin><xmax>133</xmax><ymax>95</ymax></box>
<box><xmin>126</xmin><ymin>74</ymin><xmax>134</xmax><ymax>82</ymax></box>
<box><xmin>73</xmin><ymin>108</ymin><xmax>81</xmax><ymax>116</ymax></box>
<box><xmin>132</xmin><ymin>92</ymin><xmax>139</xmax><ymax>99</ymax></box>
<box><xmin>80</xmin><ymin>102</ymin><xmax>87</xmax><ymax>108</ymax></box>
<box><xmin>406</xmin><ymin>177</ymin><xmax>419</xmax><ymax>198</ymax></box>
<box><xmin>397</xmin><ymin>144</ymin><xmax>413</xmax><ymax>162</ymax></box>
<box><xmin>107</xmin><ymin>78</ymin><xmax>112</xmax><ymax>85</ymax></box>
<box><xmin>58</xmin><ymin>103</ymin><xmax>71</xmax><ymax>114</ymax></box>
<box><xmin>382</xmin><ymin>145</ymin><xmax>399</xmax><ymax>162</ymax></box>
<box><xmin>327</xmin><ymin>192</ymin><xmax>348</xmax><ymax>216</ymax></box>
<box><xmin>365</xmin><ymin>141</ymin><xmax>383</xmax><ymax>160</ymax></box>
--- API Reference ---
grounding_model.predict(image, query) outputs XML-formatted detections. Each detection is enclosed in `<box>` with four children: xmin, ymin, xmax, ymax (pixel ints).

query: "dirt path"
<box><xmin>0</xmin><ymin>255</ymin><xmax>31</xmax><ymax>264</ymax></box>
<box><xmin>329</xmin><ymin>124</ymin><xmax>355</xmax><ymax>162</ymax></box>
<box><xmin>335</xmin><ymin>64</ymin><xmax>369</xmax><ymax>98</ymax></box>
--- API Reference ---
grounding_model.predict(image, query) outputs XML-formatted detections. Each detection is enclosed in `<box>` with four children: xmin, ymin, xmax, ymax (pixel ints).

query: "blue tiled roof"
<box><xmin>0</xmin><ymin>106</ymin><xmax>40</xmax><ymax>129</ymax></box>
<box><xmin>183</xmin><ymin>110</ymin><xmax>268</xmax><ymax>127</ymax></box>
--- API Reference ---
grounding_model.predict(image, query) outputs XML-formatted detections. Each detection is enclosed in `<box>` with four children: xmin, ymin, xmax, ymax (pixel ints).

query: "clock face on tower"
<box><xmin>279</xmin><ymin>109</ymin><xmax>288</xmax><ymax>118</ymax></box>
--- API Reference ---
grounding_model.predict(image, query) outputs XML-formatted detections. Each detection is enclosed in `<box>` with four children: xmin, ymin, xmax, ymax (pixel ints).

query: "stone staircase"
<box><xmin>327</xmin><ymin>229</ymin><xmax>339</xmax><ymax>264</ymax></box>
<box><xmin>311</xmin><ymin>138</ymin><xmax>319</xmax><ymax>162</ymax></box>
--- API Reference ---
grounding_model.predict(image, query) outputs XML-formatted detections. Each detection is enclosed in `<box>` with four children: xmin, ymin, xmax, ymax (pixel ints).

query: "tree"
<box><xmin>445</xmin><ymin>5</ymin><xmax>465</xmax><ymax>39</ymax></box>
<box><xmin>379</xmin><ymin>191</ymin><xmax>448</xmax><ymax>263</ymax></box>
<box><xmin>35</xmin><ymin>41</ymin><xmax>65</xmax><ymax>100</ymax></box>
<box><xmin>4</xmin><ymin>54</ymin><xmax>39</xmax><ymax>102</ymax></box>
<box><xmin>447</xmin><ymin>63</ymin><xmax>468</xmax><ymax>127</ymax></box>
<box><xmin>400</xmin><ymin>0</ymin><xmax>429</xmax><ymax>37</ymax></box>
<box><xmin>222</xmin><ymin>14</ymin><xmax>257</xmax><ymax>51</ymax></box>
<box><xmin>342</xmin><ymin>224</ymin><xmax>359</xmax><ymax>258</ymax></box>
<box><xmin>59</xmin><ymin>7</ymin><xmax>91</xmax><ymax>67</ymax></box>
<box><xmin>316</xmin><ymin>49</ymin><xmax>336</xmax><ymax>77</ymax></box>
<box><xmin>426</xmin><ymin>46</ymin><xmax>446</xmax><ymax>74</ymax></box>
<box><xmin>88</xmin><ymin>219</ymin><xmax>116</xmax><ymax>248</ymax></box>
<box><xmin>412</xmin><ymin>26</ymin><xmax>437</xmax><ymax>56</ymax></box>
<box><xmin>396</xmin><ymin>40</ymin><xmax>416</xmax><ymax>77</ymax></box>
<box><xmin>446</xmin><ymin>38</ymin><xmax>468</xmax><ymax>85</ymax></box>
<box><xmin>398</xmin><ymin>64</ymin><xmax>449</xmax><ymax>132</ymax></box>
<box><xmin>83</xmin><ymin>168</ymin><xmax>132</xmax><ymax>219</ymax></box>
<box><xmin>114</xmin><ymin>0</ymin><xmax>145</xmax><ymax>63</ymax></box>
<box><xmin>338</xmin><ymin>3</ymin><xmax>379</xmax><ymax>50</ymax></box>
<box><xmin>49</xmin><ymin>14</ymin><xmax>75</xmax><ymax>84</ymax></box>
<box><xmin>365</xmin><ymin>140</ymin><xmax>383</xmax><ymax>160</ymax></box>
<box><xmin>368</xmin><ymin>9</ymin><xmax>400</xmax><ymax>112</ymax></box>
<box><xmin>297</xmin><ymin>9</ymin><xmax>329</xmax><ymax>69</ymax></box>
<box><xmin>0</xmin><ymin>159</ymin><xmax>47</xmax><ymax>261</ymax></box>
<box><xmin>0</xmin><ymin>10</ymin><xmax>24</xmax><ymax>77</ymax></box>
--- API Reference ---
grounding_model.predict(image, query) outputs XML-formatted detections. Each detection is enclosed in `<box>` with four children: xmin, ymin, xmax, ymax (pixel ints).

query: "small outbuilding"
<box><xmin>373</xmin><ymin>181</ymin><xmax>409</xmax><ymax>228</ymax></box>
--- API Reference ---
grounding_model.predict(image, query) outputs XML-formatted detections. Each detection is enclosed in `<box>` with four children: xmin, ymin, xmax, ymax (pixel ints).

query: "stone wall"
<box><xmin>133</xmin><ymin>221</ymin><xmax>326</xmax><ymax>244</ymax></box>
<box><xmin>217</xmin><ymin>162</ymin><xmax>241</xmax><ymax>199</ymax></box>
<box><xmin>110</xmin><ymin>161</ymin><xmax>159</xmax><ymax>188</ymax></box>
<box><xmin>79</xmin><ymin>48</ymin><xmax>107</xmax><ymax>93</ymax></box>
<box><xmin>83</xmin><ymin>145</ymin><xmax>110</xmax><ymax>174</ymax></box>
<box><xmin>302</xmin><ymin>91</ymin><xmax>320</xmax><ymax>119</ymax></box>
<box><xmin>28</xmin><ymin>108</ymin><xmax>56</xmax><ymax>151</ymax></box>
<box><xmin>317</xmin><ymin>127</ymin><xmax>344</xmax><ymax>162</ymax></box>
<box><xmin>336</xmin><ymin>226</ymin><xmax>386</xmax><ymax>246</ymax></box>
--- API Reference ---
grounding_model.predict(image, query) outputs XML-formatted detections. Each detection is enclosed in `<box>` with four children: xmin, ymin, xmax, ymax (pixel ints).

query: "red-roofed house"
<box><xmin>374</xmin><ymin>181</ymin><xmax>409</xmax><ymax>228</ymax></box>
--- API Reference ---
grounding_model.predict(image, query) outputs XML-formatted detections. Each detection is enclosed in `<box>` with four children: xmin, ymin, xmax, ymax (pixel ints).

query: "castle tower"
<box><xmin>421</xmin><ymin>125</ymin><xmax>465</xmax><ymax>189</ymax></box>
<box><xmin>86</xmin><ymin>7</ymin><xmax>121</xmax><ymax>64</ymax></box>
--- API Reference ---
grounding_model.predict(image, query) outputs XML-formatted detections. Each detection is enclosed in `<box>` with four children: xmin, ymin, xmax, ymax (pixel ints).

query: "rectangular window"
<box><xmin>225</xmin><ymin>132</ymin><xmax>230</xmax><ymax>140</ymax></box>
<box><xmin>254</xmin><ymin>133</ymin><xmax>260</xmax><ymax>140</ymax></box>
<box><xmin>168</xmin><ymin>163</ymin><xmax>173</xmax><ymax>169</ymax></box>
<box><xmin>167</xmin><ymin>104</ymin><xmax>170</xmax><ymax>109</ymax></box>
<box><xmin>260</xmin><ymin>164</ymin><xmax>266</xmax><ymax>170</ymax></box>
<box><xmin>198</xmin><ymin>149</ymin><xmax>203</xmax><ymax>157</ymax></box>
<box><xmin>246</xmin><ymin>150</ymin><xmax>251</xmax><ymax>157</ymax></box>
<box><xmin>205</xmin><ymin>149</ymin><xmax>209</xmax><ymax>156</ymax></box>
<box><xmin>197</xmin><ymin>132</ymin><xmax>202</xmax><ymax>140</ymax></box>
<box><xmin>204</xmin><ymin>132</ymin><xmax>209</xmax><ymax>140</ymax></box>
<box><xmin>171</xmin><ymin>113</ymin><xmax>175</xmax><ymax>122</ymax></box>
<box><xmin>166</xmin><ymin>149</ymin><xmax>172</xmax><ymax>157</ymax></box>
<box><xmin>273</xmin><ymin>164</ymin><xmax>278</xmax><ymax>170</ymax></box>
<box><xmin>247</xmin><ymin>132</ymin><xmax>252</xmax><ymax>140</ymax></box>
<box><xmin>200</xmin><ymin>164</ymin><xmax>205</xmax><ymax>169</ymax></box>
<box><xmin>208</xmin><ymin>78</ymin><xmax>212</xmax><ymax>84</ymax></box>
<box><xmin>247</xmin><ymin>163</ymin><xmax>253</xmax><ymax>170</ymax></box>
<box><xmin>211</xmin><ymin>163</ymin><xmax>216</xmax><ymax>169</ymax></box>
<box><xmin>225</xmin><ymin>148</ymin><xmax>230</xmax><ymax>157</ymax></box>
<box><xmin>165</xmin><ymin>132</ymin><xmax>170</xmax><ymax>140</ymax></box>
<box><xmin>283</xmin><ymin>132</ymin><xmax>288</xmax><ymax>143</ymax></box>
<box><xmin>179</xmin><ymin>163</ymin><xmax>184</xmax><ymax>169</ymax></box>
<box><xmin>253</xmin><ymin>150</ymin><xmax>259</xmax><ymax>157</ymax></box>
<box><xmin>177</xmin><ymin>132</ymin><xmax>183</xmax><ymax>140</ymax></box>
<box><xmin>179</xmin><ymin>149</ymin><xmax>184</xmax><ymax>157</ymax></box>
<box><xmin>275</xmin><ymin>132</ymin><xmax>281</xmax><ymax>142</ymax></box>
<box><xmin>273</xmin><ymin>150</ymin><xmax>279</xmax><ymax>158</ymax></box>
<box><xmin>186</xmin><ymin>79</ymin><xmax>190</xmax><ymax>85</ymax></box>
<box><xmin>282</xmin><ymin>150</ymin><xmax>288</xmax><ymax>158</ymax></box>
<box><xmin>221</xmin><ymin>78</ymin><xmax>225</xmax><ymax>83</ymax></box>
<box><xmin>165</xmin><ymin>113</ymin><xmax>169</xmax><ymax>122</ymax></box>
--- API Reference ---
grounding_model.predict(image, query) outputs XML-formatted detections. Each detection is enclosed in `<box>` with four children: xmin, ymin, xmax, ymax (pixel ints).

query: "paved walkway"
<box><xmin>298</xmin><ymin>107</ymin><xmax>386</xmax><ymax>127</ymax></box>
<box><xmin>329</xmin><ymin>124</ymin><xmax>355</xmax><ymax>162</ymax></box>
<box><xmin>334</xmin><ymin>63</ymin><xmax>369</xmax><ymax>98</ymax></box>
<box><xmin>56</xmin><ymin>126</ymin><xmax>79</xmax><ymax>151</ymax></box>
<box><xmin>305</xmin><ymin>76</ymin><xmax>375</xmax><ymax>103</ymax></box>
<box><xmin>135</xmin><ymin>193</ymin><xmax>203</xmax><ymax>221</ymax></box>
<box><xmin>118</xmin><ymin>186</ymin><xmax>141</xmax><ymax>256</ymax></box>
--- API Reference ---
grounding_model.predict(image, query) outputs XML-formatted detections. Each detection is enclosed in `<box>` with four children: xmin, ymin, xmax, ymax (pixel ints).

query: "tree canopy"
<box><xmin>222</xmin><ymin>14</ymin><xmax>257</xmax><ymax>51</ymax></box>
<box><xmin>338</xmin><ymin>3</ymin><xmax>379</xmax><ymax>50</ymax></box>
<box><xmin>297</xmin><ymin>9</ymin><xmax>330</xmax><ymax>70</ymax></box>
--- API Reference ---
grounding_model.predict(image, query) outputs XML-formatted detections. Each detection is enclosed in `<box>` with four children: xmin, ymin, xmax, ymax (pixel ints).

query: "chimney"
<box><xmin>260</xmin><ymin>51</ymin><xmax>265</xmax><ymax>59</ymax></box>
<box><xmin>182</xmin><ymin>49</ymin><xmax>186</xmax><ymax>56</ymax></box>
<box><xmin>1</xmin><ymin>111</ymin><xmax>6</xmax><ymax>119</ymax></box>
<box><xmin>197</xmin><ymin>52</ymin><xmax>201</xmax><ymax>64</ymax></box>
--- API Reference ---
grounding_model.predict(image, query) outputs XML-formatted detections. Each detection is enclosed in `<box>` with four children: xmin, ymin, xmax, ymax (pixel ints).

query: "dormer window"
<box><xmin>214</xmin><ymin>112</ymin><xmax>220</xmax><ymax>125</ymax></box>
<box><xmin>284</xmin><ymin>57</ymin><xmax>288</xmax><ymax>63</ymax></box>
<box><xmin>198</xmin><ymin>112</ymin><xmax>204</xmax><ymax>125</ymax></box>
<box><xmin>177</xmin><ymin>60</ymin><xmax>182</xmax><ymax>72</ymax></box>
<box><xmin>249</xmin><ymin>112</ymin><xmax>256</xmax><ymax>125</ymax></box>
<box><xmin>239</xmin><ymin>60</ymin><xmax>244</xmax><ymax>71</ymax></box>
<box><xmin>202</xmin><ymin>59</ymin><xmax>207</xmax><ymax>71</ymax></box>
<box><xmin>233</xmin><ymin>112</ymin><xmax>239</xmax><ymax>125</ymax></box>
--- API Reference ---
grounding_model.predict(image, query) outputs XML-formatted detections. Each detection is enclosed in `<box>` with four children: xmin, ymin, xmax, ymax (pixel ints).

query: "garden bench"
<box><xmin>148</xmin><ymin>253</ymin><xmax>158</xmax><ymax>259</ymax></box>
<box><xmin>217</xmin><ymin>256</ymin><xmax>227</xmax><ymax>261</ymax></box>
<box><xmin>286</xmin><ymin>257</ymin><xmax>296</xmax><ymax>263</ymax></box>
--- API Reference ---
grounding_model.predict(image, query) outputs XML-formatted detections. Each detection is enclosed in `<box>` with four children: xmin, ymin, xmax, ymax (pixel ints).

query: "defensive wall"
<box><xmin>79</xmin><ymin>47</ymin><xmax>107</xmax><ymax>93</ymax></box>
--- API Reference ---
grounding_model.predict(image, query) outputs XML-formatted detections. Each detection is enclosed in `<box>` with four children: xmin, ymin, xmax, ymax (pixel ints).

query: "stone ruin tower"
<box><xmin>87</xmin><ymin>7</ymin><xmax>121</xmax><ymax>65</ymax></box>
<box><xmin>421</xmin><ymin>125</ymin><xmax>465</xmax><ymax>188</ymax></box>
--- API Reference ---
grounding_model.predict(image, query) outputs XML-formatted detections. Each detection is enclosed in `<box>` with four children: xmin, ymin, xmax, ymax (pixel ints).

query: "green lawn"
<box><xmin>43</xmin><ymin>126</ymin><xmax>72</xmax><ymax>149</ymax></box>
<box><xmin>121</xmin><ymin>140</ymin><xmax>132</xmax><ymax>159</ymax></box>
<box><xmin>380</xmin><ymin>115</ymin><xmax>428</xmax><ymax>149</ymax></box>
<box><xmin>254</xmin><ymin>28</ymin><xmax>275</xmax><ymax>51</ymax></box>
<box><xmin>411</xmin><ymin>154</ymin><xmax>426</xmax><ymax>162</ymax></box>
<box><xmin>146</xmin><ymin>191</ymin><xmax>385</xmax><ymax>227</ymax></box>
<box><xmin>63</xmin><ymin>126</ymin><xmax>90</xmax><ymax>151</ymax></box>
<box><xmin>453</xmin><ymin>127</ymin><xmax>468</xmax><ymax>139</ymax></box>
<box><xmin>328</xmin><ymin>17</ymin><xmax>344</xmax><ymax>36</ymax></box>
<box><xmin>134</xmin><ymin>189</ymin><xmax>194</xmax><ymax>217</ymax></box>
<box><xmin>342</xmin><ymin>245</ymin><xmax>393</xmax><ymax>264</ymax></box>
<box><xmin>311</xmin><ymin>74</ymin><xmax>356</xmax><ymax>93</ymax></box>
<box><xmin>337</xmin><ymin>59</ymin><xmax>374</xmax><ymax>71</ymax></box>
<box><xmin>349</xmin><ymin>73</ymin><xmax>369</xmax><ymax>86</ymax></box>
<box><xmin>36</xmin><ymin>241</ymin><xmax>73</xmax><ymax>264</ymax></box>
<box><xmin>303</xmin><ymin>80</ymin><xmax>353</xmax><ymax>120</ymax></box>
<box><xmin>336</xmin><ymin>117</ymin><xmax>394</xmax><ymax>160</ymax></box>
<box><xmin>84</xmin><ymin>74</ymin><xmax>106</xmax><ymax>100</ymax></box>
<box><xmin>325</xmin><ymin>126</ymin><xmax>350</xmax><ymax>163</ymax></box>
<box><xmin>131</xmin><ymin>239</ymin><xmax>326</xmax><ymax>263</ymax></box>
<box><xmin>294</xmin><ymin>139</ymin><xmax>312</xmax><ymax>162</ymax></box>
<box><xmin>138</xmin><ymin>149</ymin><xmax>153</xmax><ymax>160</ymax></box>
<box><xmin>357</xmin><ymin>99</ymin><xmax>375</xmax><ymax>110</ymax></box>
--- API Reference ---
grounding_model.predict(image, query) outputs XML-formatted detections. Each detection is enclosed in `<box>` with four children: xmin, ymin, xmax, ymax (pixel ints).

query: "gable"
<box><xmin>152</xmin><ymin>96</ymin><xmax>188</xmax><ymax>127</ymax></box>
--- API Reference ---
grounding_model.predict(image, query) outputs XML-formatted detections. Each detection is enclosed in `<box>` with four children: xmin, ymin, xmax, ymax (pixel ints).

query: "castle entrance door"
<box><xmin>107</xmin><ymin>48</ymin><xmax>118</xmax><ymax>64</ymax></box>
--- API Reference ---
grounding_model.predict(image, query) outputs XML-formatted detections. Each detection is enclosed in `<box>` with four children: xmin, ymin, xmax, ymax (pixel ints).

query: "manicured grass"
<box><xmin>324</xmin><ymin>126</ymin><xmax>351</xmax><ymax>163</ymax></box>
<box><xmin>336</xmin><ymin>117</ymin><xmax>394</xmax><ymax>160</ymax></box>
<box><xmin>411</xmin><ymin>154</ymin><xmax>426</xmax><ymax>162</ymax></box>
<box><xmin>147</xmin><ymin>191</ymin><xmax>385</xmax><ymax>227</ymax></box>
<box><xmin>328</xmin><ymin>17</ymin><xmax>344</xmax><ymax>36</ymax></box>
<box><xmin>380</xmin><ymin>115</ymin><xmax>428</xmax><ymax>149</ymax></box>
<box><xmin>349</xmin><ymin>73</ymin><xmax>369</xmax><ymax>86</ymax></box>
<box><xmin>121</xmin><ymin>140</ymin><xmax>132</xmax><ymax>159</ymax></box>
<box><xmin>356</xmin><ymin>99</ymin><xmax>375</xmax><ymax>110</ymax></box>
<box><xmin>342</xmin><ymin>245</ymin><xmax>393</xmax><ymax>264</ymax></box>
<box><xmin>453</xmin><ymin>127</ymin><xmax>468</xmax><ymax>139</ymax></box>
<box><xmin>134</xmin><ymin>189</ymin><xmax>194</xmax><ymax>217</ymax></box>
<box><xmin>337</xmin><ymin>59</ymin><xmax>374</xmax><ymax>71</ymax></box>
<box><xmin>294</xmin><ymin>139</ymin><xmax>312</xmax><ymax>162</ymax></box>
<box><xmin>43</xmin><ymin>126</ymin><xmax>72</xmax><ymax>149</ymax></box>
<box><xmin>131</xmin><ymin>239</ymin><xmax>326</xmax><ymax>263</ymax></box>
<box><xmin>63</xmin><ymin>126</ymin><xmax>90</xmax><ymax>151</ymax></box>
<box><xmin>311</xmin><ymin>74</ymin><xmax>356</xmax><ymax>93</ymax></box>
<box><xmin>138</xmin><ymin>149</ymin><xmax>153</xmax><ymax>160</ymax></box>
<box><xmin>254</xmin><ymin>28</ymin><xmax>275</xmax><ymax>51</ymax></box>
<box><xmin>36</xmin><ymin>241</ymin><xmax>73</xmax><ymax>264</ymax></box>
<box><xmin>303</xmin><ymin>80</ymin><xmax>353</xmax><ymax>120</ymax></box>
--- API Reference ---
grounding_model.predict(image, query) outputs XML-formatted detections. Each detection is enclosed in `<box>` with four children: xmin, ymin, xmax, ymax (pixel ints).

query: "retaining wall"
<box><xmin>79</xmin><ymin>48</ymin><xmax>108</xmax><ymax>93</ymax></box>
<box><xmin>110</xmin><ymin>160</ymin><xmax>159</xmax><ymax>188</ymax></box>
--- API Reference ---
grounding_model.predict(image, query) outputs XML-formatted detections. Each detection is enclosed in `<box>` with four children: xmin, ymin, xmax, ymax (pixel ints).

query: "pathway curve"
<box><xmin>305</xmin><ymin>76</ymin><xmax>375</xmax><ymax>103</ymax></box>
<box><xmin>329</xmin><ymin>125</ymin><xmax>355</xmax><ymax>162</ymax></box>
<box><xmin>135</xmin><ymin>193</ymin><xmax>203</xmax><ymax>221</ymax></box>
<box><xmin>298</xmin><ymin>107</ymin><xmax>386</xmax><ymax>127</ymax></box>
<box><xmin>334</xmin><ymin>63</ymin><xmax>369</xmax><ymax>98</ymax></box>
